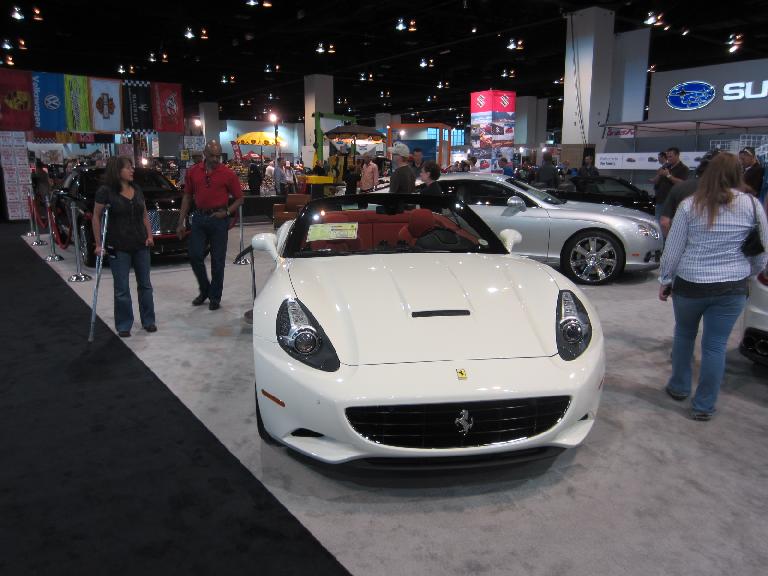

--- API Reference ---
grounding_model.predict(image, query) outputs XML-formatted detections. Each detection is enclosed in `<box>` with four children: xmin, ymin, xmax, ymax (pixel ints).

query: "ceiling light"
<box><xmin>681</xmin><ymin>28</ymin><xmax>690</xmax><ymax>36</ymax></box>
<box><xmin>2</xmin><ymin>39</ymin><xmax>12</xmax><ymax>50</ymax></box>
<box><xmin>437</xmin><ymin>81</ymin><xmax>443</xmax><ymax>89</ymax></box>
<box><xmin>644</xmin><ymin>11</ymin><xmax>663</xmax><ymax>26</ymax></box>
<box><xmin>264</xmin><ymin>63</ymin><xmax>272</xmax><ymax>73</ymax></box>
<box><xmin>148</xmin><ymin>52</ymin><xmax>157</xmax><ymax>62</ymax></box>
<box><xmin>428</xmin><ymin>59</ymin><xmax>434</xmax><ymax>67</ymax></box>
<box><xmin>359</xmin><ymin>72</ymin><xmax>366</xmax><ymax>81</ymax></box>
<box><xmin>200</xmin><ymin>28</ymin><xmax>208</xmax><ymax>39</ymax></box>
<box><xmin>18</xmin><ymin>38</ymin><xmax>26</xmax><ymax>50</ymax></box>
<box><xmin>246</xmin><ymin>0</ymin><xmax>259</xmax><ymax>5</ymax></box>
<box><xmin>663</xmin><ymin>25</ymin><xmax>671</xmax><ymax>31</ymax></box>
<box><xmin>117</xmin><ymin>64</ymin><xmax>126</xmax><ymax>75</ymax></box>
<box><xmin>5</xmin><ymin>55</ymin><xmax>14</xmax><ymax>66</ymax></box>
<box><xmin>399</xmin><ymin>129</ymin><xmax>406</xmax><ymax>137</ymax></box>
<box><xmin>419</xmin><ymin>58</ymin><xmax>427</xmax><ymax>68</ymax></box>
<box><xmin>471</xmin><ymin>27</ymin><xmax>477</xmax><ymax>33</ymax></box>
<box><xmin>129</xmin><ymin>65</ymin><xmax>135</xmax><ymax>74</ymax></box>
<box><xmin>11</xmin><ymin>6</ymin><xmax>23</xmax><ymax>20</ymax></box>
<box><xmin>647</xmin><ymin>64</ymin><xmax>656</xmax><ymax>73</ymax></box>
<box><xmin>501</xmin><ymin>69</ymin><xmax>508</xmax><ymax>78</ymax></box>
<box><xmin>426</xmin><ymin>96</ymin><xmax>431</xmax><ymax>102</ymax></box>
<box><xmin>726</xmin><ymin>33</ymin><xmax>743</xmax><ymax>53</ymax></box>
<box><xmin>396</xmin><ymin>18</ymin><xmax>406</xmax><ymax>31</ymax></box>
<box><xmin>316</xmin><ymin>42</ymin><xmax>325</xmax><ymax>53</ymax></box>
<box><xmin>221</xmin><ymin>74</ymin><xmax>228</xmax><ymax>83</ymax></box>
<box><xmin>408</xmin><ymin>19</ymin><xmax>417</xmax><ymax>32</ymax></box>
<box><xmin>268</xmin><ymin>93</ymin><xmax>273</xmax><ymax>100</ymax></box>
<box><xmin>185</xmin><ymin>27</ymin><xmax>195</xmax><ymax>39</ymax></box>
<box><xmin>262</xmin><ymin>0</ymin><xmax>272</xmax><ymax>6</ymax></box>
<box><xmin>33</xmin><ymin>7</ymin><xmax>42</xmax><ymax>21</ymax></box>
<box><xmin>328</xmin><ymin>43</ymin><xmax>335</xmax><ymax>53</ymax></box>
<box><xmin>368</xmin><ymin>72</ymin><xmax>373</xmax><ymax>81</ymax></box>
<box><xmin>240</xmin><ymin>99</ymin><xmax>245</xmax><ymax>107</ymax></box>
<box><xmin>161</xmin><ymin>52</ymin><xmax>168</xmax><ymax>63</ymax></box>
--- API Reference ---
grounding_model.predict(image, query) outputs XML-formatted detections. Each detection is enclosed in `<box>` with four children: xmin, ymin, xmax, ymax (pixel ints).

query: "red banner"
<box><xmin>470</xmin><ymin>90</ymin><xmax>493</xmax><ymax>114</ymax></box>
<box><xmin>150</xmin><ymin>82</ymin><xmax>184</xmax><ymax>132</ymax></box>
<box><xmin>231</xmin><ymin>141</ymin><xmax>243</xmax><ymax>162</ymax></box>
<box><xmin>0</xmin><ymin>69</ymin><xmax>34</xmax><ymax>131</ymax></box>
<box><xmin>492</xmin><ymin>91</ymin><xmax>516</xmax><ymax>113</ymax></box>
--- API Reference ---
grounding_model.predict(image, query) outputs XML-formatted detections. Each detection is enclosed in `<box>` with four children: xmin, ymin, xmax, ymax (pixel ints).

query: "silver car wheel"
<box><xmin>569</xmin><ymin>235</ymin><xmax>619</xmax><ymax>283</ymax></box>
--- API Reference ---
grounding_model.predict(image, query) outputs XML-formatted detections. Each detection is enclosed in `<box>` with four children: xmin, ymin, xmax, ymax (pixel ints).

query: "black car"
<box><xmin>51</xmin><ymin>166</ymin><xmax>189</xmax><ymax>266</ymax></box>
<box><xmin>555</xmin><ymin>176</ymin><xmax>655</xmax><ymax>215</ymax></box>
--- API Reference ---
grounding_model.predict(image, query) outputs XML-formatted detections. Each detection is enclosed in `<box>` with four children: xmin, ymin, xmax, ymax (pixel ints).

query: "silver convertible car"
<box><xmin>433</xmin><ymin>173</ymin><xmax>663</xmax><ymax>284</ymax></box>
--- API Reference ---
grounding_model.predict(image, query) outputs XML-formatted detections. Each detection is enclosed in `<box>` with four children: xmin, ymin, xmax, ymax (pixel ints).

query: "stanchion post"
<box><xmin>25</xmin><ymin>190</ymin><xmax>36</xmax><ymax>236</ymax></box>
<box><xmin>68</xmin><ymin>201</ymin><xmax>92</xmax><ymax>283</ymax></box>
<box><xmin>233</xmin><ymin>204</ymin><xmax>250</xmax><ymax>265</ymax></box>
<box><xmin>30</xmin><ymin>195</ymin><xmax>47</xmax><ymax>247</ymax></box>
<box><xmin>44</xmin><ymin>197</ymin><xmax>63</xmax><ymax>262</ymax></box>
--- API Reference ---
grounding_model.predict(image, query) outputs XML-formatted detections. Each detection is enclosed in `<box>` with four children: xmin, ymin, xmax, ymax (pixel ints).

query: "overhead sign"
<box><xmin>649</xmin><ymin>58</ymin><xmax>768</xmax><ymax>121</ymax></box>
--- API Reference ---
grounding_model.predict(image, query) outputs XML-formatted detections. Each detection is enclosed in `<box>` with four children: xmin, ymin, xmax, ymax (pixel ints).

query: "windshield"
<box><xmin>283</xmin><ymin>194</ymin><xmax>507</xmax><ymax>258</ymax></box>
<box><xmin>505</xmin><ymin>178</ymin><xmax>564</xmax><ymax>204</ymax></box>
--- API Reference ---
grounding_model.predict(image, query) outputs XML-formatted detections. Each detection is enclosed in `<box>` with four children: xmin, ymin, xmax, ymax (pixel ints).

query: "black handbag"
<box><xmin>741</xmin><ymin>195</ymin><xmax>765</xmax><ymax>257</ymax></box>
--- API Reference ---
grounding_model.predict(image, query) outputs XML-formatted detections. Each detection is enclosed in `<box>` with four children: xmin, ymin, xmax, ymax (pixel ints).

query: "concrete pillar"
<box><xmin>514</xmin><ymin>96</ymin><xmax>537</xmax><ymax>147</ymax></box>
<box><xmin>536</xmin><ymin>98</ymin><xmax>548</xmax><ymax>146</ymax></box>
<box><xmin>375</xmin><ymin>113</ymin><xmax>402</xmax><ymax>132</ymax></box>
<box><xmin>198</xmin><ymin>102</ymin><xmax>221</xmax><ymax>145</ymax></box>
<box><xmin>608</xmin><ymin>28</ymin><xmax>650</xmax><ymax>123</ymax></box>
<box><xmin>304</xmin><ymin>74</ymin><xmax>334</xmax><ymax>149</ymax></box>
<box><xmin>562</xmin><ymin>6</ymin><xmax>615</xmax><ymax>153</ymax></box>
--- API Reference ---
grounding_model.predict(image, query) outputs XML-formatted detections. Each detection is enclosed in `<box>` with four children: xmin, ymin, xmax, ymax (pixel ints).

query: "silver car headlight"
<box><xmin>636</xmin><ymin>222</ymin><xmax>660</xmax><ymax>239</ymax></box>
<box><xmin>276</xmin><ymin>298</ymin><xmax>340</xmax><ymax>371</ymax></box>
<box><xmin>556</xmin><ymin>290</ymin><xmax>592</xmax><ymax>361</ymax></box>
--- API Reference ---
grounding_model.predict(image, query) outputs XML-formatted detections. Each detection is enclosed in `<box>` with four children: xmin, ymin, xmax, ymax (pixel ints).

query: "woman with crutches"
<box><xmin>92</xmin><ymin>156</ymin><xmax>156</xmax><ymax>338</ymax></box>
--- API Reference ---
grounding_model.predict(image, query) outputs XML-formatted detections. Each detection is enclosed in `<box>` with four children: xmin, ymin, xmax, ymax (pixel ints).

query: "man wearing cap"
<box><xmin>388</xmin><ymin>142</ymin><xmax>415</xmax><ymax>194</ymax></box>
<box><xmin>176</xmin><ymin>140</ymin><xmax>244</xmax><ymax>311</ymax></box>
<box><xmin>659</xmin><ymin>150</ymin><xmax>718</xmax><ymax>237</ymax></box>
<box><xmin>739</xmin><ymin>146</ymin><xmax>764</xmax><ymax>197</ymax></box>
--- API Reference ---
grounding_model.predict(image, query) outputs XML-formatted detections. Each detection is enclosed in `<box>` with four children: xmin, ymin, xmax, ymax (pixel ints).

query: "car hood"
<box><xmin>288</xmin><ymin>253</ymin><xmax>560</xmax><ymax>365</ymax></box>
<box><xmin>546</xmin><ymin>199</ymin><xmax>656</xmax><ymax>222</ymax></box>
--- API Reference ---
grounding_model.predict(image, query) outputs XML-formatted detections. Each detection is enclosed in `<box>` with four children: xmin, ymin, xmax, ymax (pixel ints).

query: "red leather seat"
<box><xmin>273</xmin><ymin>194</ymin><xmax>311</xmax><ymax>228</ymax></box>
<box><xmin>398</xmin><ymin>209</ymin><xmax>436</xmax><ymax>245</ymax></box>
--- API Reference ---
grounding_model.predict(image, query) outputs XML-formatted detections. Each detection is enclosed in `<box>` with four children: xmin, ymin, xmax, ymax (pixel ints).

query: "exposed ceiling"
<box><xmin>3</xmin><ymin>0</ymin><xmax>768</xmax><ymax>133</ymax></box>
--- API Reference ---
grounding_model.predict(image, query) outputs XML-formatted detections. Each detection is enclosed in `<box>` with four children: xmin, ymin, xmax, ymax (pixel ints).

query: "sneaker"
<box><xmin>691</xmin><ymin>411</ymin><xmax>712</xmax><ymax>422</ymax></box>
<box><xmin>144</xmin><ymin>324</ymin><xmax>157</xmax><ymax>333</ymax></box>
<box><xmin>209</xmin><ymin>301</ymin><xmax>221</xmax><ymax>311</ymax></box>
<box><xmin>118</xmin><ymin>330</ymin><xmax>131</xmax><ymax>338</ymax></box>
<box><xmin>192</xmin><ymin>294</ymin><xmax>208</xmax><ymax>306</ymax></box>
<box><xmin>665</xmin><ymin>387</ymin><xmax>688</xmax><ymax>401</ymax></box>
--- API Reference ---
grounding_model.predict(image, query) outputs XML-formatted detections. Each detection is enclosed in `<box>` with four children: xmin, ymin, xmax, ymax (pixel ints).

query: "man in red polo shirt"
<box><xmin>176</xmin><ymin>140</ymin><xmax>243</xmax><ymax>310</ymax></box>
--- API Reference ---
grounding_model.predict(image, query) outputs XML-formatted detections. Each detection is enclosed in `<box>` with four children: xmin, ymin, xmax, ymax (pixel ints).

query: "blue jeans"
<box><xmin>667</xmin><ymin>294</ymin><xmax>747</xmax><ymax>414</ymax></box>
<box><xmin>109</xmin><ymin>247</ymin><xmax>155</xmax><ymax>332</ymax></box>
<box><xmin>189</xmin><ymin>213</ymin><xmax>229</xmax><ymax>303</ymax></box>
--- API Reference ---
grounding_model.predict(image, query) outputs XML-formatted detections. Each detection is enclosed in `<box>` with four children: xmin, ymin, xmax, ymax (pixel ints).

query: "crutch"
<box><xmin>88</xmin><ymin>204</ymin><xmax>110</xmax><ymax>343</ymax></box>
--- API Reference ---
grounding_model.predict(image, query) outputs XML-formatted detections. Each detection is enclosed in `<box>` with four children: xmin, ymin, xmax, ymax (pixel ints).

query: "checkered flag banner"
<box><xmin>122</xmin><ymin>79</ymin><xmax>153</xmax><ymax>132</ymax></box>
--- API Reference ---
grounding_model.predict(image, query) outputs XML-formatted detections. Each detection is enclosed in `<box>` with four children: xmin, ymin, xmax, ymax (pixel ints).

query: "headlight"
<box><xmin>556</xmin><ymin>290</ymin><xmax>592</xmax><ymax>361</ymax></box>
<box><xmin>276</xmin><ymin>298</ymin><xmax>340</xmax><ymax>371</ymax></box>
<box><xmin>636</xmin><ymin>222</ymin><xmax>660</xmax><ymax>239</ymax></box>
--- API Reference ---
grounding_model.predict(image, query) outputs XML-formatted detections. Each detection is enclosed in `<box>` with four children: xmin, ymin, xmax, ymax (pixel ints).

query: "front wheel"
<box><xmin>561</xmin><ymin>230</ymin><xmax>625</xmax><ymax>285</ymax></box>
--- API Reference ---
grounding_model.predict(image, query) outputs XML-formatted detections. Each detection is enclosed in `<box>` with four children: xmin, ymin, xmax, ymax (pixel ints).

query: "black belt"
<box><xmin>196</xmin><ymin>206</ymin><xmax>227</xmax><ymax>216</ymax></box>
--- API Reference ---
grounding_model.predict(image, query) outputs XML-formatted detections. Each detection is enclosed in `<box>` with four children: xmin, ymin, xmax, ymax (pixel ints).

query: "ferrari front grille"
<box><xmin>346</xmin><ymin>396</ymin><xmax>571</xmax><ymax>449</ymax></box>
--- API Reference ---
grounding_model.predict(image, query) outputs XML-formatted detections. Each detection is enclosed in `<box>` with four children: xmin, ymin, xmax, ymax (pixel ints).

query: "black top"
<box><xmin>421</xmin><ymin>181</ymin><xmax>443</xmax><ymax>196</ymax></box>
<box><xmin>536</xmin><ymin>164</ymin><xmax>560</xmax><ymax>187</ymax></box>
<box><xmin>655</xmin><ymin>162</ymin><xmax>689</xmax><ymax>206</ymax></box>
<box><xmin>389</xmin><ymin>165</ymin><xmax>416</xmax><ymax>194</ymax></box>
<box><xmin>344</xmin><ymin>171</ymin><xmax>360</xmax><ymax>195</ymax></box>
<box><xmin>578</xmin><ymin>165</ymin><xmax>599</xmax><ymax>177</ymax></box>
<box><xmin>661</xmin><ymin>179</ymin><xmax>697</xmax><ymax>220</ymax></box>
<box><xmin>94</xmin><ymin>184</ymin><xmax>148</xmax><ymax>252</ymax></box>
<box><xmin>744</xmin><ymin>163</ymin><xmax>765</xmax><ymax>196</ymax></box>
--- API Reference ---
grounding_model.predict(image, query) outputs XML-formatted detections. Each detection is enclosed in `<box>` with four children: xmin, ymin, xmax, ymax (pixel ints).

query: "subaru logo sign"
<box><xmin>667</xmin><ymin>81</ymin><xmax>716</xmax><ymax>111</ymax></box>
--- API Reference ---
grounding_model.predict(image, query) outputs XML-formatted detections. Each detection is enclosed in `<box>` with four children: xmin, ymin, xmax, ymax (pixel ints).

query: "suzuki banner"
<box><xmin>32</xmin><ymin>72</ymin><xmax>66</xmax><ymax>132</ymax></box>
<box><xmin>0</xmin><ymin>69</ymin><xmax>34</xmax><ymax>131</ymax></box>
<box><xmin>64</xmin><ymin>75</ymin><xmax>91</xmax><ymax>132</ymax></box>
<box><xmin>89</xmin><ymin>77</ymin><xmax>122</xmax><ymax>133</ymax></box>
<box><xmin>470</xmin><ymin>90</ymin><xmax>516</xmax><ymax>172</ymax></box>
<box><xmin>151</xmin><ymin>82</ymin><xmax>184</xmax><ymax>133</ymax></box>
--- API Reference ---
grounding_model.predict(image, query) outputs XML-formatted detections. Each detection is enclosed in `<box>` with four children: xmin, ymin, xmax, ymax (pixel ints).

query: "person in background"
<box><xmin>460</xmin><ymin>160</ymin><xmax>470</xmax><ymax>172</ymax></box>
<box><xmin>387</xmin><ymin>142</ymin><xmax>416</xmax><ymax>194</ymax></box>
<box><xmin>739</xmin><ymin>146</ymin><xmax>764</xmax><ymax>197</ymax></box>
<box><xmin>410</xmin><ymin>147</ymin><xmax>425</xmax><ymax>178</ymax></box>
<box><xmin>32</xmin><ymin>159</ymin><xmax>51</xmax><ymax>206</ymax></box>
<box><xmin>650</xmin><ymin>151</ymin><xmax>668</xmax><ymax>209</ymax></box>
<box><xmin>498</xmin><ymin>157</ymin><xmax>515</xmax><ymax>177</ymax></box>
<box><xmin>359</xmin><ymin>154</ymin><xmax>379</xmax><ymax>192</ymax></box>
<box><xmin>578</xmin><ymin>155</ymin><xmax>599</xmax><ymax>177</ymax></box>
<box><xmin>420</xmin><ymin>160</ymin><xmax>442</xmax><ymax>196</ymax></box>
<box><xmin>468</xmin><ymin>156</ymin><xmax>479</xmax><ymax>171</ymax></box>
<box><xmin>248</xmin><ymin>159</ymin><xmax>262</xmax><ymax>196</ymax></box>
<box><xmin>343</xmin><ymin>160</ymin><xmax>361</xmax><ymax>195</ymax></box>
<box><xmin>658</xmin><ymin>153</ymin><xmax>768</xmax><ymax>421</ymax></box>
<box><xmin>660</xmin><ymin>150</ymin><xmax>720</xmax><ymax>237</ymax></box>
<box><xmin>535</xmin><ymin>152</ymin><xmax>560</xmax><ymax>188</ymax></box>
<box><xmin>273</xmin><ymin>158</ymin><xmax>287</xmax><ymax>195</ymax></box>
<box><xmin>176</xmin><ymin>140</ymin><xmax>243</xmax><ymax>311</ymax></box>
<box><xmin>655</xmin><ymin>147</ymin><xmax>689</xmax><ymax>223</ymax></box>
<box><xmin>92</xmin><ymin>156</ymin><xmax>156</xmax><ymax>338</ymax></box>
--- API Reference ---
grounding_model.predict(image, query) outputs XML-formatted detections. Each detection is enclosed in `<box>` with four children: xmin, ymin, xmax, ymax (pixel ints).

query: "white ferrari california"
<box><xmin>250</xmin><ymin>194</ymin><xmax>605</xmax><ymax>466</ymax></box>
<box><xmin>740</xmin><ymin>268</ymin><xmax>768</xmax><ymax>366</ymax></box>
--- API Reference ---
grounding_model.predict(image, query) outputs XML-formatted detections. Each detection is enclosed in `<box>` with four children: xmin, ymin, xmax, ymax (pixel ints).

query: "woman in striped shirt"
<box><xmin>659</xmin><ymin>153</ymin><xmax>768</xmax><ymax>421</ymax></box>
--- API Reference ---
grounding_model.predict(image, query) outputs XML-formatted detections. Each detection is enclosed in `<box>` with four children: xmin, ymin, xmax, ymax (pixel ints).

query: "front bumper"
<box><xmin>624</xmin><ymin>233</ymin><xmax>663</xmax><ymax>272</ymax></box>
<box><xmin>253</xmin><ymin>336</ymin><xmax>605</xmax><ymax>464</ymax></box>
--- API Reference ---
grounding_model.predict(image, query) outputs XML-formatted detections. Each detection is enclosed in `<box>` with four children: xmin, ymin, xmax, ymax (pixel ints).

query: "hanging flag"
<box><xmin>32</xmin><ymin>72</ymin><xmax>66</xmax><ymax>131</ymax></box>
<box><xmin>89</xmin><ymin>77</ymin><xmax>122</xmax><ymax>133</ymax></box>
<box><xmin>0</xmin><ymin>69</ymin><xmax>34</xmax><ymax>131</ymax></box>
<box><xmin>122</xmin><ymin>80</ymin><xmax>153</xmax><ymax>132</ymax></box>
<box><xmin>64</xmin><ymin>75</ymin><xmax>91</xmax><ymax>132</ymax></box>
<box><xmin>151</xmin><ymin>82</ymin><xmax>184</xmax><ymax>132</ymax></box>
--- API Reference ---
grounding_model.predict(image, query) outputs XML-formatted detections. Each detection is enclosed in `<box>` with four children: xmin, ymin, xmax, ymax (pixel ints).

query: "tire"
<box><xmin>79</xmin><ymin>220</ymin><xmax>96</xmax><ymax>268</ymax></box>
<box><xmin>561</xmin><ymin>230</ymin><xmax>625</xmax><ymax>285</ymax></box>
<box><xmin>255</xmin><ymin>386</ymin><xmax>278</xmax><ymax>445</ymax></box>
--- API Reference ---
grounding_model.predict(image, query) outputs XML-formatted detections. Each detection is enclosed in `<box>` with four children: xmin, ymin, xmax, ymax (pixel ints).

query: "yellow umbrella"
<box><xmin>235</xmin><ymin>131</ymin><xmax>284</xmax><ymax>146</ymax></box>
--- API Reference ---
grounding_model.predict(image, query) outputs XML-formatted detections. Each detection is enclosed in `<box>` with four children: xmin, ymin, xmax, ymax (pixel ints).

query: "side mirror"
<box><xmin>506</xmin><ymin>196</ymin><xmax>526</xmax><ymax>211</ymax></box>
<box><xmin>252</xmin><ymin>233</ymin><xmax>279</xmax><ymax>262</ymax></box>
<box><xmin>499</xmin><ymin>229</ymin><xmax>523</xmax><ymax>253</ymax></box>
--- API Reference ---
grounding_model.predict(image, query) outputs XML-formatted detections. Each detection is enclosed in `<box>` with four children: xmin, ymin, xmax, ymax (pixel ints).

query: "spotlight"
<box><xmin>148</xmin><ymin>52</ymin><xmax>157</xmax><ymax>62</ymax></box>
<box><xmin>264</xmin><ymin>63</ymin><xmax>272</xmax><ymax>73</ymax></box>
<box><xmin>328</xmin><ymin>43</ymin><xmax>335</xmax><ymax>53</ymax></box>
<box><xmin>419</xmin><ymin>58</ymin><xmax>427</xmax><ymax>68</ymax></box>
<box><xmin>408</xmin><ymin>19</ymin><xmax>417</xmax><ymax>32</ymax></box>
<box><xmin>221</xmin><ymin>74</ymin><xmax>228</xmax><ymax>83</ymax></box>
<box><xmin>129</xmin><ymin>65</ymin><xmax>135</xmax><ymax>74</ymax></box>
<box><xmin>316</xmin><ymin>42</ymin><xmax>325</xmax><ymax>53</ymax></box>
<box><xmin>11</xmin><ymin>6</ymin><xmax>23</xmax><ymax>20</ymax></box>
<box><xmin>395</xmin><ymin>18</ymin><xmax>406</xmax><ymax>31</ymax></box>
<box><xmin>262</xmin><ymin>0</ymin><xmax>272</xmax><ymax>6</ymax></box>
<box><xmin>200</xmin><ymin>28</ymin><xmax>208</xmax><ymax>40</ymax></box>
<box><xmin>161</xmin><ymin>52</ymin><xmax>169</xmax><ymax>63</ymax></box>
<box><xmin>246</xmin><ymin>0</ymin><xmax>259</xmax><ymax>5</ymax></box>
<box><xmin>506</xmin><ymin>38</ymin><xmax>523</xmax><ymax>50</ymax></box>
<box><xmin>471</xmin><ymin>27</ymin><xmax>477</xmax><ymax>33</ymax></box>
<box><xmin>428</xmin><ymin>58</ymin><xmax>434</xmax><ymax>67</ymax></box>
<box><xmin>117</xmin><ymin>64</ymin><xmax>126</xmax><ymax>74</ymax></box>
<box><xmin>33</xmin><ymin>7</ymin><xmax>42</xmax><ymax>21</ymax></box>
<box><xmin>185</xmin><ymin>27</ymin><xmax>195</xmax><ymax>39</ymax></box>
<box><xmin>18</xmin><ymin>38</ymin><xmax>26</xmax><ymax>50</ymax></box>
<box><xmin>681</xmin><ymin>28</ymin><xmax>690</xmax><ymax>36</ymax></box>
<box><xmin>2</xmin><ymin>39</ymin><xmax>12</xmax><ymax>50</ymax></box>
